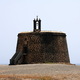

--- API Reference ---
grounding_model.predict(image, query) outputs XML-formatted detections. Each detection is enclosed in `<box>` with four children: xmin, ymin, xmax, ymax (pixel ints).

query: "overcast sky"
<box><xmin>0</xmin><ymin>0</ymin><xmax>80</xmax><ymax>64</ymax></box>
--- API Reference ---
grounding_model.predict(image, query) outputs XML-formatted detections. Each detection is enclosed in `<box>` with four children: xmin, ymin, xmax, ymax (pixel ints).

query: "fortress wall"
<box><xmin>10</xmin><ymin>32</ymin><xmax>70</xmax><ymax>65</ymax></box>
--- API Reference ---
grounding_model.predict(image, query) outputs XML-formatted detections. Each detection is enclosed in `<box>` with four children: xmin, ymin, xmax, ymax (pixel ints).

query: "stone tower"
<box><xmin>10</xmin><ymin>17</ymin><xmax>70</xmax><ymax>65</ymax></box>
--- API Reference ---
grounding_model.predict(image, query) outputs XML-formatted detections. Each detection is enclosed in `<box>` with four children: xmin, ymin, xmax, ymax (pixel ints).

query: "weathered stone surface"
<box><xmin>10</xmin><ymin>32</ymin><xmax>70</xmax><ymax>65</ymax></box>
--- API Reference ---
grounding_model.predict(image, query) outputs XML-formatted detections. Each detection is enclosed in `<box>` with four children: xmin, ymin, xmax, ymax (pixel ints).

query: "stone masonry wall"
<box><xmin>10</xmin><ymin>32</ymin><xmax>70</xmax><ymax>65</ymax></box>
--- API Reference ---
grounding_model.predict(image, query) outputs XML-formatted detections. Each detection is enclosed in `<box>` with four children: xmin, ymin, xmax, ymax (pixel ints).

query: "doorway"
<box><xmin>22</xmin><ymin>45</ymin><xmax>28</xmax><ymax>64</ymax></box>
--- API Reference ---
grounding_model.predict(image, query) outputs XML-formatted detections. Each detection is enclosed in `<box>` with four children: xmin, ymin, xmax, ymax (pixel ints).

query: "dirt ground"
<box><xmin>0</xmin><ymin>64</ymin><xmax>80</xmax><ymax>80</ymax></box>
<box><xmin>0</xmin><ymin>74</ymin><xmax>80</xmax><ymax>80</ymax></box>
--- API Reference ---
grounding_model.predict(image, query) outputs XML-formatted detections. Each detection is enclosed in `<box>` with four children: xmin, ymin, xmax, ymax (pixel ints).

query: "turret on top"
<box><xmin>33</xmin><ymin>16</ymin><xmax>41</xmax><ymax>32</ymax></box>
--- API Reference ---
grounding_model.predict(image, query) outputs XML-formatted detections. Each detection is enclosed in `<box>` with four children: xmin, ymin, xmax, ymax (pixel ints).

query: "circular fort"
<box><xmin>10</xmin><ymin>17</ymin><xmax>70</xmax><ymax>65</ymax></box>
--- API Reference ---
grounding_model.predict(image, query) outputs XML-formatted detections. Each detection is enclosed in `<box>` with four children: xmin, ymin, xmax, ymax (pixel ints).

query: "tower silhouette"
<box><xmin>10</xmin><ymin>17</ymin><xmax>70</xmax><ymax>65</ymax></box>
